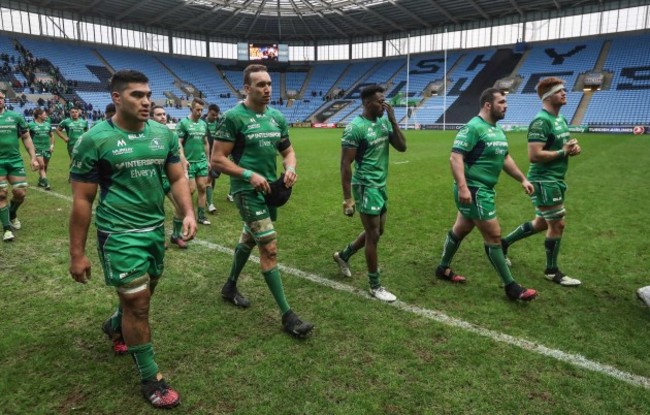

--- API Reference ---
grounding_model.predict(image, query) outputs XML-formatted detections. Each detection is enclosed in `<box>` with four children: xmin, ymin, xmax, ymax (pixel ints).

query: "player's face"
<box><xmin>0</xmin><ymin>94</ymin><xmax>5</xmax><ymax>110</ymax></box>
<box><xmin>113</xmin><ymin>82</ymin><xmax>152</xmax><ymax>123</ymax></box>
<box><xmin>206</xmin><ymin>109</ymin><xmax>219</xmax><ymax>122</ymax></box>
<box><xmin>70</xmin><ymin>108</ymin><xmax>80</xmax><ymax>120</ymax></box>
<box><xmin>191</xmin><ymin>104</ymin><xmax>203</xmax><ymax>120</ymax></box>
<box><xmin>489</xmin><ymin>93</ymin><xmax>507</xmax><ymax>121</ymax></box>
<box><xmin>38</xmin><ymin>111</ymin><xmax>48</xmax><ymax>122</ymax></box>
<box><xmin>152</xmin><ymin>108</ymin><xmax>167</xmax><ymax>124</ymax></box>
<box><xmin>549</xmin><ymin>87</ymin><xmax>567</xmax><ymax>107</ymax></box>
<box><xmin>245</xmin><ymin>71</ymin><xmax>271</xmax><ymax>107</ymax></box>
<box><xmin>365</xmin><ymin>92</ymin><xmax>386</xmax><ymax>118</ymax></box>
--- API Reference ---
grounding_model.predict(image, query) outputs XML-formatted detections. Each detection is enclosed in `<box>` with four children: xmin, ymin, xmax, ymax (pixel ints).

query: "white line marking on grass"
<box><xmin>37</xmin><ymin>187</ymin><xmax>650</xmax><ymax>390</ymax></box>
<box><xmin>393</xmin><ymin>160</ymin><xmax>410</xmax><ymax>164</ymax></box>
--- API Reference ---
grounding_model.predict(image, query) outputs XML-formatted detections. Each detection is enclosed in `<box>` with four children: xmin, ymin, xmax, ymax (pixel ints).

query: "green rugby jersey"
<box><xmin>59</xmin><ymin>117</ymin><xmax>89</xmax><ymax>152</ymax></box>
<box><xmin>29</xmin><ymin>120</ymin><xmax>52</xmax><ymax>151</ymax></box>
<box><xmin>527</xmin><ymin>110</ymin><xmax>571</xmax><ymax>182</ymax></box>
<box><xmin>70</xmin><ymin>120</ymin><xmax>181</xmax><ymax>233</ymax></box>
<box><xmin>0</xmin><ymin>110</ymin><xmax>29</xmax><ymax>159</ymax></box>
<box><xmin>204</xmin><ymin>114</ymin><xmax>224</xmax><ymax>147</ymax></box>
<box><xmin>451</xmin><ymin>116</ymin><xmax>509</xmax><ymax>189</ymax></box>
<box><xmin>176</xmin><ymin>117</ymin><xmax>208</xmax><ymax>162</ymax></box>
<box><xmin>215</xmin><ymin>103</ymin><xmax>289</xmax><ymax>194</ymax></box>
<box><xmin>341</xmin><ymin>115</ymin><xmax>394</xmax><ymax>188</ymax></box>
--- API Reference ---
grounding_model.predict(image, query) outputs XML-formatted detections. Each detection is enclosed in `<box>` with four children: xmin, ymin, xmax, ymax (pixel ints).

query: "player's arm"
<box><xmin>279</xmin><ymin>137</ymin><xmax>297</xmax><ymax>188</ymax></box>
<box><xmin>212</xmin><ymin>140</ymin><xmax>271</xmax><ymax>194</ymax></box>
<box><xmin>49</xmin><ymin>130</ymin><xmax>55</xmax><ymax>152</ymax></box>
<box><xmin>450</xmin><ymin>152</ymin><xmax>471</xmax><ymax>204</ymax></box>
<box><xmin>55</xmin><ymin>124</ymin><xmax>68</xmax><ymax>143</ymax></box>
<box><xmin>69</xmin><ymin>181</ymin><xmax>97</xmax><ymax>284</ymax></box>
<box><xmin>503</xmin><ymin>154</ymin><xmax>534</xmax><ymax>195</ymax></box>
<box><xmin>166</xmin><ymin>161</ymin><xmax>197</xmax><ymax>241</ymax></box>
<box><xmin>383</xmin><ymin>102</ymin><xmax>407</xmax><ymax>152</ymax></box>
<box><xmin>340</xmin><ymin>146</ymin><xmax>356</xmax><ymax>216</ymax></box>
<box><xmin>528</xmin><ymin>141</ymin><xmax>578</xmax><ymax>163</ymax></box>
<box><xmin>20</xmin><ymin>130</ymin><xmax>39</xmax><ymax>170</ymax></box>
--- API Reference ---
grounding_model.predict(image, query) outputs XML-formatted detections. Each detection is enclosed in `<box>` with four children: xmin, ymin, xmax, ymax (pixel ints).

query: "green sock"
<box><xmin>262</xmin><ymin>266</ymin><xmax>290</xmax><ymax>315</ymax></box>
<box><xmin>339</xmin><ymin>243</ymin><xmax>357</xmax><ymax>262</ymax></box>
<box><xmin>110</xmin><ymin>306</ymin><xmax>123</xmax><ymax>332</ymax></box>
<box><xmin>229</xmin><ymin>243</ymin><xmax>252</xmax><ymax>283</ymax></box>
<box><xmin>368</xmin><ymin>271</ymin><xmax>381</xmax><ymax>289</ymax></box>
<box><xmin>198</xmin><ymin>207</ymin><xmax>206</xmax><ymax>219</ymax></box>
<box><xmin>9</xmin><ymin>199</ymin><xmax>22</xmax><ymax>220</ymax></box>
<box><xmin>206</xmin><ymin>186</ymin><xmax>213</xmax><ymax>205</ymax></box>
<box><xmin>544</xmin><ymin>238</ymin><xmax>561</xmax><ymax>273</ymax></box>
<box><xmin>172</xmin><ymin>217</ymin><xmax>182</xmax><ymax>238</ymax></box>
<box><xmin>484</xmin><ymin>244</ymin><xmax>514</xmax><ymax>285</ymax></box>
<box><xmin>440</xmin><ymin>230</ymin><xmax>461</xmax><ymax>268</ymax></box>
<box><xmin>0</xmin><ymin>206</ymin><xmax>9</xmax><ymax>229</ymax></box>
<box><xmin>503</xmin><ymin>221</ymin><xmax>537</xmax><ymax>246</ymax></box>
<box><xmin>128</xmin><ymin>343</ymin><xmax>159</xmax><ymax>382</ymax></box>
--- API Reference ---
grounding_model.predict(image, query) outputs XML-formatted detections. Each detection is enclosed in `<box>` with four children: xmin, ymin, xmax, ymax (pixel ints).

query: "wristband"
<box><xmin>242</xmin><ymin>169</ymin><xmax>253</xmax><ymax>181</ymax></box>
<box><xmin>556</xmin><ymin>150</ymin><xmax>566</xmax><ymax>158</ymax></box>
<box><xmin>286</xmin><ymin>166</ymin><xmax>296</xmax><ymax>173</ymax></box>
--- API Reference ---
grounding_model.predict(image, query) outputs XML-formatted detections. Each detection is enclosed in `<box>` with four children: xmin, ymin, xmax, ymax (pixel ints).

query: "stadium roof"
<box><xmin>26</xmin><ymin>0</ymin><xmax>625</xmax><ymax>41</ymax></box>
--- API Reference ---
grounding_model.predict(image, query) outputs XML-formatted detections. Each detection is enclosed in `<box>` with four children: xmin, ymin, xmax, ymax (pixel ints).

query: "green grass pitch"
<box><xmin>2</xmin><ymin>128</ymin><xmax>650</xmax><ymax>414</ymax></box>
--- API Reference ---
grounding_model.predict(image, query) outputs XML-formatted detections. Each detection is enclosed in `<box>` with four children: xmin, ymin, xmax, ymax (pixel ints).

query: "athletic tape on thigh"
<box><xmin>0</xmin><ymin>180</ymin><xmax>7</xmax><ymax>189</ymax></box>
<box><xmin>117</xmin><ymin>274</ymin><xmax>151</xmax><ymax>295</ymax></box>
<box><xmin>245</xmin><ymin>218</ymin><xmax>276</xmax><ymax>245</ymax></box>
<box><xmin>12</xmin><ymin>180</ymin><xmax>28</xmax><ymax>188</ymax></box>
<box><xmin>238</xmin><ymin>225</ymin><xmax>256</xmax><ymax>246</ymax></box>
<box><xmin>541</xmin><ymin>207</ymin><xmax>566</xmax><ymax>220</ymax></box>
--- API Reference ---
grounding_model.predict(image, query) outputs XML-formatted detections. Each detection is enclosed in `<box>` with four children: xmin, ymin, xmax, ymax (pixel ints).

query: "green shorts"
<box><xmin>530</xmin><ymin>180</ymin><xmax>566</xmax><ymax>208</ymax></box>
<box><xmin>187</xmin><ymin>160</ymin><xmax>209</xmax><ymax>179</ymax></box>
<box><xmin>161</xmin><ymin>173</ymin><xmax>171</xmax><ymax>194</ymax></box>
<box><xmin>234</xmin><ymin>190</ymin><xmax>277</xmax><ymax>244</ymax></box>
<box><xmin>352</xmin><ymin>185</ymin><xmax>387</xmax><ymax>216</ymax></box>
<box><xmin>454</xmin><ymin>184</ymin><xmax>496</xmax><ymax>221</ymax></box>
<box><xmin>0</xmin><ymin>156</ymin><xmax>26</xmax><ymax>177</ymax></box>
<box><xmin>96</xmin><ymin>226</ymin><xmax>165</xmax><ymax>290</ymax></box>
<box><xmin>35</xmin><ymin>148</ymin><xmax>52</xmax><ymax>161</ymax></box>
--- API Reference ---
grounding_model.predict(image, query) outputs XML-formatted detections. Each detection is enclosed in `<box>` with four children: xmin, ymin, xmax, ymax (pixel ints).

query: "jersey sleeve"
<box><xmin>84</xmin><ymin>120</ymin><xmax>89</xmax><ymax>131</ymax></box>
<box><xmin>17</xmin><ymin>115</ymin><xmax>29</xmax><ymax>136</ymax></box>
<box><xmin>57</xmin><ymin>119</ymin><xmax>67</xmax><ymax>131</ymax></box>
<box><xmin>28</xmin><ymin>121</ymin><xmax>36</xmax><ymax>137</ymax></box>
<box><xmin>341</xmin><ymin>123</ymin><xmax>361</xmax><ymax>148</ymax></box>
<box><xmin>69</xmin><ymin>133</ymin><xmax>100</xmax><ymax>183</ymax></box>
<box><xmin>452</xmin><ymin>124</ymin><xmax>477</xmax><ymax>154</ymax></box>
<box><xmin>175</xmin><ymin>120</ymin><xmax>187</xmax><ymax>141</ymax></box>
<box><xmin>215</xmin><ymin>114</ymin><xmax>236</xmax><ymax>143</ymax></box>
<box><xmin>278</xmin><ymin>114</ymin><xmax>289</xmax><ymax>139</ymax></box>
<box><xmin>166</xmin><ymin>129</ymin><xmax>181</xmax><ymax>165</ymax></box>
<box><xmin>527</xmin><ymin>117</ymin><xmax>550</xmax><ymax>143</ymax></box>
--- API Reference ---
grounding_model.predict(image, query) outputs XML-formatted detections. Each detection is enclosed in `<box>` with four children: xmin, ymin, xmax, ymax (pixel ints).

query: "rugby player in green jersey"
<box><xmin>0</xmin><ymin>91</ymin><xmax>39</xmax><ymax>242</ymax></box>
<box><xmin>204</xmin><ymin>104</ymin><xmax>223</xmax><ymax>213</ymax></box>
<box><xmin>69</xmin><ymin>70</ymin><xmax>196</xmax><ymax>409</ymax></box>
<box><xmin>212</xmin><ymin>64</ymin><xmax>314</xmax><ymax>338</ymax></box>
<box><xmin>29</xmin><ymin>108</ymin><xmax>54</xmax><ymax>190</ymax></box>
<box><xmin>55</xmin><ymin>106</ymin><xmax>89</xmax><ymax>157</ymax></box>
<box><xmin>151</xmin><ymin>104</ymin><xmax>190</xmax><ymax>249</ymax></box>
<box><xmin>176</xmin><ymin>98</ymin><xmax>211</xmax><ymax>225</ymax></box>
<box><xmin>333</xmin><ymin>85</ymin><xmax>407</xmax><ymax>303</ymax></box>
<box><xmin>435</xmin><ymin>88</ymin><xmax>538</xmax><ymax>301</ymax></box>
<box><xmin>501</xmin><ymin>77</ymin><xmax>582</xmax><ymax>287</ymax></box>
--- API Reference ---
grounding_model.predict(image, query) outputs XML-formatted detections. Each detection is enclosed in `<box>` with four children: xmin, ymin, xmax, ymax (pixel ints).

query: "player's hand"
<box><xmin>283</xmin><ymin>167</ymin><xmax>297</xmax><ymax>188</ymax></box>
<box><xmin>343</xmin><ymin>198</ymin><xmax>355</xmax><ymax>216</ymax></box>
<box><xmin>182</xmin><ymin>215</ymin><xmax>197</xmax><ymax>241</ymax></box>
<box><xmin>30</xmin><ymin>158</ymin><xmax>40</xmax><ymax>171</ymax></box>
<box><xmin>382</xmin><ymin>102</ymin><xmax>397</xmax><ymax>123</ymax></box>
<box><xmin>457</xmin><ymin>186</ymin><xmax>472</xmax><ymax>205</ymax></box>
<box><xmin>568</xmin><ymin>144</ymin><xmax>581</xmax><ymax>156</ymax></box>
<box><xmin>70</xmin><ymin>255</ymin><xmax>92</xmax><ymax>284</ymax></box>
<box><xmin>250</xmin><ymin>172</ymin><xmax>271</xmax><ymax>194</ymax></box>
<box><xmin>563</xmin><ymin>138</ymin><xmax>578</xmax><ymax>152</ymax></box>
<box><xmin>522</xmin><ymin>179</ymin><xmax>535</xmax><ymax>195</ymax></box>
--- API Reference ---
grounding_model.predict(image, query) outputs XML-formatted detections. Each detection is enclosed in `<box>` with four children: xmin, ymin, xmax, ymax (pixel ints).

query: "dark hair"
<box><xmin>191</xmin><ymin>98</ymin><xmax>205</xmax><ymax>108</ymax></box>
<box><xmin>105</xmin><ymin>103</ymin><xmax>115</xmax><ymax>113</ymax></box>
<box><xmin>479</xmin><ymin>88</ymin><xmax>503</xmax><ymax>107</ymax></box>
<box><xmin>109</xmin><ymin>70</ymin><xmax>149</xmax><ymax>92</ymax></box>
<box><xmin>33</xmin><ymin>108</ymin><xmax>45</xmax><ymax>118</ymax></box>
<box><xmin>243</xmin><ymin>64</ymin><xmax>268</xmax><ymax>85</ymax></box>
<box><xmin>150</xmin><ymin>105</ymin><xmax>165</xmax><ymax>116</ymax></box>
<box><xmin>360</xmin><ymin>85</ymin><xmax>385</xmax><ymax>102</ymax></box>
<box><xmin>208</xmin><ymin>104</ymin><xmax>220</xmax><ymax>113</ymax></box>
